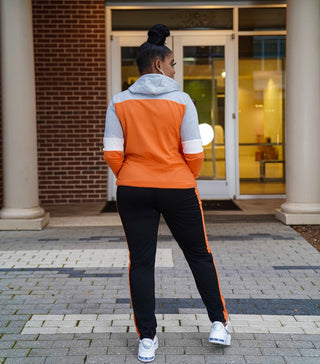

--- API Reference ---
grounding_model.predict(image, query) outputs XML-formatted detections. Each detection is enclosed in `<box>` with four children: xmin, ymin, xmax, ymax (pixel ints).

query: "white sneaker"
<box><xmin>138</xmin><ymin>336</ymin><xmax>158</xmax><ymax>362</ymax></box>
<box><xmin>209</xmin><ymin>321</ymin><xmax>231</xmax><ymax>346</ymax></box>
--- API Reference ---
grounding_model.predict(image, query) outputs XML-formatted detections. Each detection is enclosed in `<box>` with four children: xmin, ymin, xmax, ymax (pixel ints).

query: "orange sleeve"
<box><xmin>103</xmin><ymin>151</ymin><xmax>124</xmax><ymax>178</ymax></box>
<box><xmin>184</xmin><ymin>151</ymin><xmax>204</xmax><ymax>179</ymax></box>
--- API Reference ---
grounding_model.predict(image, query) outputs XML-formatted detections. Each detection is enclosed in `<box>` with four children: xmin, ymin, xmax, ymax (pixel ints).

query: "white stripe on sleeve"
<box><xmin>181</xmin><ymin>139</ymin><xmax>203</xmax><ymax>154</ymax></box>
<box><xmin>103</xmin><ymin>137</ymin><xmax>124</xmax><ymax>151</ymax></box>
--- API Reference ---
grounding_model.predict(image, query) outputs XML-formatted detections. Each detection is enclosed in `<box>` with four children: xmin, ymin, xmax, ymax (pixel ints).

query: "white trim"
<box><xmin>225</xmin><ymin>33</ymin><xmax>236</xmax><ymax>200</ymax></box>
<box><xmin>106</xmin><ymin>3</ymin><xmax>286</xmax><ymax>10</ymax></box>
<box><xmin>103</xmin><ymin>137</ymin><xmax>124</xmax><ymax>151</ymax></box>
<box><xmin>105</xmin><ymin>7</ymin><xmax>117</xmax><ymax>199</ymax></box>
<box><xmin>238</xmin><ymin>194</ymin><xmax>286</xmax><ymax>200</ymax></box>
<box><xmin>112</xmin><ymin>30</ymin><xmax>234</xmax><ymax>38</ymax></box>
<box><xmin>238</xmin><ymin>30</ymin><xmax>286</xmax><ymax>36</ymax></box>
<box><xmin>233</xmin><ymin>8</ymin><xmax>240</xmax><ymax>199</ymax></box>
<box><xmin>197</xmin><ymin>180</ymin><xmax>231</xmax><ymax>200</ymax></box>
<box><xmin>182</xmin><ymin>139</ymin><xmax>203</xmax><ymax>154</ymax></box>
<box><xmin>106</xmin><ymin>7</ymin><xmax>113</xmax><ymax>103</ymax></box>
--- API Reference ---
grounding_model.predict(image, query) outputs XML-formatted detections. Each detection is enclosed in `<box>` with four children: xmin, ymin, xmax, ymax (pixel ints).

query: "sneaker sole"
<box><xmin>138</xmin><ymin>355</ymin><xmax>155</xmax><ymax>362</ymax></box>
<box><xmin>138</xmin><ymin>340</ymin><xmax>158</xmax><ymax>362</ymax></box>
<box><xmin>209</xmin><ymin>334</ymin><xmax>231</xmax><ymax>346</ymax></box>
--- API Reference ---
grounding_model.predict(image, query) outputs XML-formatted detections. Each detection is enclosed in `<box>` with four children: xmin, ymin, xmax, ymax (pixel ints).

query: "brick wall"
<box><xmin>32</xmin><ymin>0</ymin><xmax>108</xmax><ymax>205</ymax></box>
<box><xmin>0</xmin><ymin>75</ymin><xmax>2</xmax><ymax>208</ymax></box>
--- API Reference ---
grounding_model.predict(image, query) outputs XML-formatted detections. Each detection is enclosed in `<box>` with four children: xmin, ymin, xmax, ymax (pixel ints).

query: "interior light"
<box><xmin>221</xmin><ymin>71</ymin><xmax>226</xmax><ymax>78</ymax></box>
<box><xmin>199</xmin><ymin>123</ymin><xmax>214</xmax><ymax>146</ymax></box>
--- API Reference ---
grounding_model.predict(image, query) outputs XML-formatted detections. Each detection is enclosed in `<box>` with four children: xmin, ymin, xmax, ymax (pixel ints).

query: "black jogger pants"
<box><xmin>116</xmin><ymin>186</ymin><xmax>228</xmax><ymax>339</ymax></box>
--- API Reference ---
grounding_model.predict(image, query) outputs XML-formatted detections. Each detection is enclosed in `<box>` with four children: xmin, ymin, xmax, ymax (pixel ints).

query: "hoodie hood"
<box><xmin>129</xmin><ymin>74</ymin><xmax>180</xmax><ymax>95</ymax></box>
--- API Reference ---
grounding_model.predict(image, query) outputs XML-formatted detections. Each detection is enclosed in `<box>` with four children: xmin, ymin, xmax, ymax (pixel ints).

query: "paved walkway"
<box><xmin>0</xmin><ymin>216</ymin><xmax>319</xmax><ymax>363</ymax></box>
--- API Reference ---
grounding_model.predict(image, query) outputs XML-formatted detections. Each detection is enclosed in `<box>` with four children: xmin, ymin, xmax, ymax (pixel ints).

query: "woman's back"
<box><xmin>104</xmin><ymin>73</ymin><xmax>203</xmax><ymax>188</ymax></box>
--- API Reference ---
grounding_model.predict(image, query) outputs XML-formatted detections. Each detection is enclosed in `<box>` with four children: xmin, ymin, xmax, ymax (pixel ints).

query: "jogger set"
<box><xmin>117</xmin><ymin>186</ymin><xmax>228</xmax><ymax>339</ymax></box>
<box><xmin>103</xmin><ymin>24</ymin><xmax>230</xmax><ymax>362</ymax></box>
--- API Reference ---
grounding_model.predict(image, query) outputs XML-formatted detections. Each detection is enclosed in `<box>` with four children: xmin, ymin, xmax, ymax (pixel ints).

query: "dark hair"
<box><xmin>136</xmin><ymin>24</ymin><xmax>172</xmax><ymax>74</ymax></box>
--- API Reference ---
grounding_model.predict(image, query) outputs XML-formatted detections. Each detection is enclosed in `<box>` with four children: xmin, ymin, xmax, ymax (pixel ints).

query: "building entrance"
<box><xmin>108</xmin><ymin>32</ymin><xmax>236</xmax><ymax>200</ymax></box>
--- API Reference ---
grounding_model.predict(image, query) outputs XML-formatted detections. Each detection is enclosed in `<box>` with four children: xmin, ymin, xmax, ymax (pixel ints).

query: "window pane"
<box><xmin>239</xmin><ymin>7</ymin><xmax>286</xmax><ymax>31</ymax></box>
<box><xmin>121</xmin><ymin>47</ymin><xmax>139</xmax><ymax>91</ymax></box>
<box><xmin>112</xmin><ymin>9</ymin><xmax>233</xmax><ymax>31</ymax></box>
<box><xmin>183</xmin><ymin>46</ymin><xmax>226</xmax><ymax>180</ymax></box>
<box><xmin>239</xmin><ymin>36</ymin><xmax>286</xmax><ymax>194</ymax></box>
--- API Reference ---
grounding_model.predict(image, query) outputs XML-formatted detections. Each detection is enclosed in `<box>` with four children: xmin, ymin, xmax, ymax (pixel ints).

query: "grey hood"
<box><xmin>129</xmin><ymin>74</ymin><xmax>180</xmax><ymax>95</ymax></box>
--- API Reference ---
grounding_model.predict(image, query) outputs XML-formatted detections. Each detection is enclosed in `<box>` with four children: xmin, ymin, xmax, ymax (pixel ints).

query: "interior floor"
<box><xmin>240</xmin><ymin>181</ymin><xmax>285</xmax><ymax>195</ymax></box>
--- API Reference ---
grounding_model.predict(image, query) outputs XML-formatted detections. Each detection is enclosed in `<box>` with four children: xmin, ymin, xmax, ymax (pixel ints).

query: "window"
<box><xmin>239</xmin><ymin>36</ymin><xmax>286</xmax><ymax>194</ymax></box>
<box><xmin>239</xmin><ymin>7</ymin><xmax>286</xmax><ymax>31</ymax></box>
<box><xmin>112</xmin><ymin>9</ymin><xmax>233</xmax><ymax>31</ymax></box>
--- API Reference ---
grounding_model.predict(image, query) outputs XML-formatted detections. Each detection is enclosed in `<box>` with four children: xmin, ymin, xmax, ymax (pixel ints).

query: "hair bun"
<box><xmin>147</xmin><ymin>24</ymin><xmax>170</xmax><ymax>46</ymax></box>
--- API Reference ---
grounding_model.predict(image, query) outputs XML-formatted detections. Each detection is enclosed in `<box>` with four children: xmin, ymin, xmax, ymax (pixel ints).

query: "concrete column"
<box><xmin>276</xmin><ymin>0</ymin><xmax>320</xmax><ymax>224</ymax></box>
<box><xmin>0</xmin><ymin>0</ymin><xmax>49</xmax><ymax>230</ymax></box>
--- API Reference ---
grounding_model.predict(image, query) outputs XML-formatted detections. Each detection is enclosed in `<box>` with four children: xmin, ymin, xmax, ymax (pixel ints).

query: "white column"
<box><xmin>276</xmin><ymin>0</ymin><xmax>320</xmax><ymax>224</ymax></box>
<box><xmin>0</xmin><ymin>0</ymin><xmax>49</xmax><ymax>230</ymax></box>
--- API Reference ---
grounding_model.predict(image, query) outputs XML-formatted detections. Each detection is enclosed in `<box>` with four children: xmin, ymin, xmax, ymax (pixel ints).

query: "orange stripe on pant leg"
<box><xmin>194</xmin><ymin>188</ymin><xmax>229</xmax><ymax>323</ymax></box>
<box><xmin>194</xmin><ymin>188</ymin><xmax>211</xmax><ymax>254</ymax></box>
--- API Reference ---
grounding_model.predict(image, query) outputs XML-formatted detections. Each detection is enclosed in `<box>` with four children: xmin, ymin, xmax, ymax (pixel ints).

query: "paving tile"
<box><xmin>284</xmin><ymin>358</ymin><xmax>320</xmax><ymax>364</ymax></box>
<box><xmin>0</xmin><ymin>222</ymin><xmax>319</xmax><ymax>363</ymax></box>
<box><xmin>68</xmin><ymin>346</ymin><xmax>107</xmax><ymax>355</ymax></box>
<box><xmin>4</xmin><ymin>358</ymin><xmax>46</xmax><ymax>364</ymax></box>
<box><xmin>260</xmin><ymin>347</ymin><xmax>301</xmax><ymax>356</ymax></box>
<box><xmin>298</xmin><ymin>348</ymin><xmax>320</xmax><ymax>356</ymax></box>
<box><xmin>275</xmin><ymin>340</ymin><xmax>315</xmax><ymax>349</ymax></box>
<box><xmin>45</xmin><ymin>356</ymin><xmax>86</xmax><ymax>364</ymax></box>
<box><xmin>245</xmin><ymin>355</ymin><xmax>285</xmax><ymax>363</ymax></box>
<box><xmin>0</xmin><ymin>349</ymin><xmax>30</xmax><ymax>357</ymax></box>
<box><xmin>14</xmin><ymin>340</ymin><xmax>53</xmax><ymax>349</ymax></box>
<box><xmin>86</xmin><ymin>355</ymin><xmax>126</xmax><ymax>364</ymax></box>
<box><xmin>29</xmin><ymin>348</ymin><xmax>68</xmax><ymax>357</ymax></box>
<box><xmin>165</xmin><ymin>354</ymin><xmax>205</xmax><ymax>363</ymax></box>
<box><xmin>204</xmin><ymin>355</ymin><xmax>246</xmax><ymax>363</ymax></box>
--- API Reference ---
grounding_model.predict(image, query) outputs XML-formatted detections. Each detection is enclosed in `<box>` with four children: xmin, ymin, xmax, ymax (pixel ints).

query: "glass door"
<box><xmin>238</xmin><ymin>36</ymin><xmax>286</xmax><ymax>195</ymax></box>
<box><xmin>108</xmin><ymin>34</ymin><xmax>166</xmax><ymax>200</ymax></box>
<box><xmin>109</xmin><ymin>33</ymin><xmax>235</xmax><ymax>200</ymax></box>
<box><xmin>174</xmin><ymin>35</ymin><xmax>236</xmax><ymax>199</ymax></box>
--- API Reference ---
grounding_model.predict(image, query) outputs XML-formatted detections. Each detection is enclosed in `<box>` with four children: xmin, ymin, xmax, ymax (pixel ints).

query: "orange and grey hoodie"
<box><xmin>103</xmin><ymin>73</ymin><xmax>204</xmax><ymax>189</ymax></box>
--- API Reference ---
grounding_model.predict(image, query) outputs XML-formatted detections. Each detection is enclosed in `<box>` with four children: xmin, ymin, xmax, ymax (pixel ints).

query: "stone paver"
<box><xmin>0</xmin><ymin>218</ymin><xmax>319</xmax><ymax>363</ymax></box>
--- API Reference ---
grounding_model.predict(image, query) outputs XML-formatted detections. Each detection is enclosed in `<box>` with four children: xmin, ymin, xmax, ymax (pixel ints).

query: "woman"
<box><xmin>103</xmin><ymin>24</ymin><xmax>230</xmax><ymax>363</ymax></box>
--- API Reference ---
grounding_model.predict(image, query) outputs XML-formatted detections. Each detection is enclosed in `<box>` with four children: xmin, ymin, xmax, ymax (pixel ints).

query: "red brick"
<box><xmin>32</xmin><ymin>0</ymin><xmax>108</xmax><ymax>205</ymax></box>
